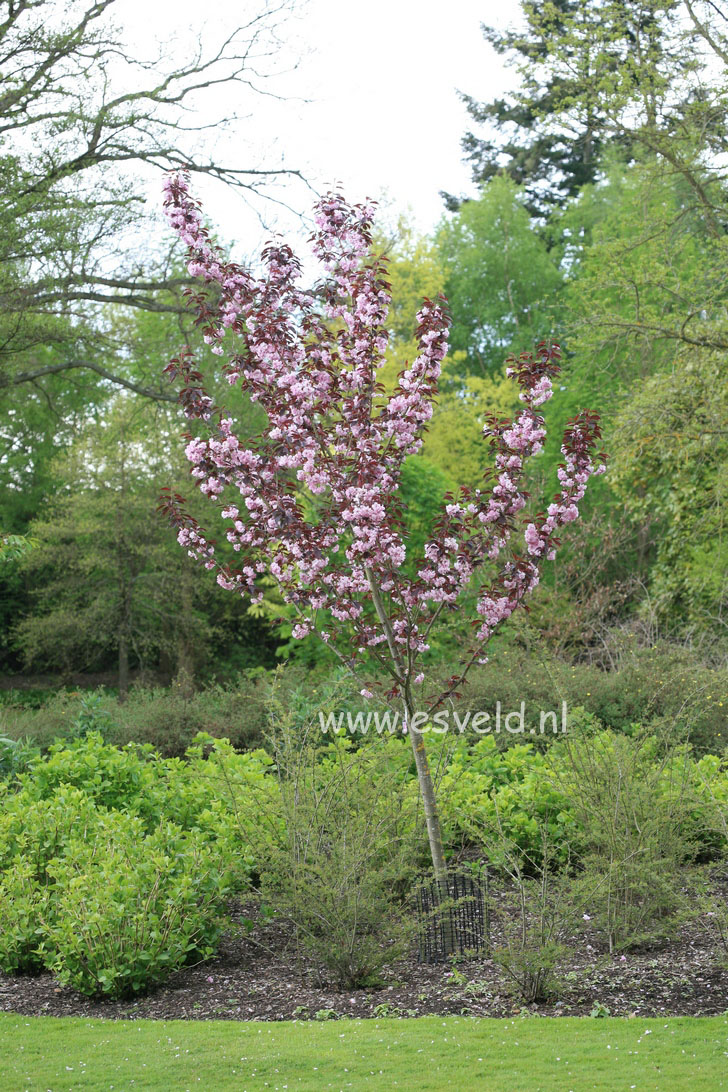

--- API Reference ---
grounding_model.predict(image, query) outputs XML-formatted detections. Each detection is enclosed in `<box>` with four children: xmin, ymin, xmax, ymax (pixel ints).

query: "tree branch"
<box><xmin>0</xmin><ymin>360</ymin><xmax>179</xmax><ymax>401</ymax></box>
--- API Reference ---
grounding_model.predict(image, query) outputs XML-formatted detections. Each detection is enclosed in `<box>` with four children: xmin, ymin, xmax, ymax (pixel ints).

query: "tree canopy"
<box><xmin>0</xmin><ymin>0</ymin><xmax>306</xmax><ymax>400</ymax></box>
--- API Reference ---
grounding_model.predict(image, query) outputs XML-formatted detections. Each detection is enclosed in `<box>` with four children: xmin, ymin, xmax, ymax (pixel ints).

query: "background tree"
<box><xmin>448</xmin><ymin>0</ymin><xmax>728</xmax><ymax>655</ymax></box>
<box><xmin>372</xmin><ymin>212</ymin><xmax>520</xmax><ymax>488</ymax></box>
<box><xmin>454</xmin><ymin>0</ymin><xmax>712</xmax><ymax>218</ymax></box>
<box><xmin>14</xmin><ymin>401</ymin><xmax>197</xmax><ymax>695</ymax></box>
<box><xmin>608</xmin><ymin>347</ymin><xmax>727</xmax><ymax>644</ymax></box>
<box><xmin>0</xmin><ymin>0</ymin><xmax>307</xmax><ymax>680</ymax></box>
<box><xmin>12</xmin><ymin>391</ymin><xmax>278</xmax><ymax>691</ymax></box>
<box><xmin>437</xmin><ymin>175</ymin><xmax>563</xmax><ymax>375</ymax></box>
<box><xmin>453</xmin><ymin>0</ymin><xmax>617</xmax><ymax>215</ymax></box>
<box><xmin>0</xmin><ymin>0</ymin><xmax>306</xmax><ymax>401</ymax></box>
<box><xmin>551</xmin><ymin>153</ymin><xmax>728</xmax><ymax>647</ymax></box>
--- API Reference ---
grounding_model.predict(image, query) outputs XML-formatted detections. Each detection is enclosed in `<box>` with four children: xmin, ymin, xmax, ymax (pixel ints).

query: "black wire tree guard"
<box><xmin>415</xmin><ymin>868</ymin><xmax>490</xmax><ymax>963</ymax></box>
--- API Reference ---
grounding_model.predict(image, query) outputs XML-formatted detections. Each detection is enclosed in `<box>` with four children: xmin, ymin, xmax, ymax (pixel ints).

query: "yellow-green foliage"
<box><xmin>439</xmin><ymin>728</ymin><xmax>728</xmax><ymax>871</ymax></box>
<box><xmin>0</xmin><ymin>732</ymin><xmax>277</xmax><ymax>992</ymax></box>
<box><xmin>372</xmin><ymin>215</ymin><xmax>520</xmax><ymax>490</ymax></box>
<box><xmin>423</xmin><ymin>358</ymin><xmax>519</xmax><ymax>489</ymax></box>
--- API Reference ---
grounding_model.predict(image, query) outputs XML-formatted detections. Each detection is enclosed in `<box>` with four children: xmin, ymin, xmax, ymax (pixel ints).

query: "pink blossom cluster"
<box><xmin>160</xmin><ymin>172</ymin><xmax>604</xmax><ymax>707</ymax></box>
<box><xmin>524</xmin><ymin>435</ymin><xmax>606</xmax><ymax>560</ymax></box>
<box><xmin>409</xmin><ymin>346</ymin><xmax>558</xmax><ymax>616</ymax></box>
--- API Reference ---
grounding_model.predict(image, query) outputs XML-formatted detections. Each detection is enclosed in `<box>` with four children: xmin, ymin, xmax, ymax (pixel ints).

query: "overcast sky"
<box><xmin>121</xmin><ymin>0</ymin><xmax>522</xmax><ymax>253</ymax></box>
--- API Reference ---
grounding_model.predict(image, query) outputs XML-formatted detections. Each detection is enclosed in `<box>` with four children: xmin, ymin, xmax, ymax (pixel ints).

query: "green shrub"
<box><xmin>440</xmin><ymin>724</ymin><xmax>728</xmax><ymax>873</ymax></box>
<box><xmin>0</xmin><ymin>786</ymin><xmax>105</xmax><ymax>973</ymax></box>
<box><xmin>549</xmin><ymin>732</ymin><xmax>701</xmax><ymax>950</ymax></box>
<box><xmin>15</xmin><ymin>731</ymin><xmax>276</xmax><ymax>879</ymax></box>
<box><xmin>0</xmin><ymin>735</ymin><xmax>40</xmax><ymax>781</ymax></box>
<box><xmin>438</xmin><ymin>644</ymin><xmax>728</xmax><ymax>755</ymax></box>
<box><xmin>493</xmin><ymin>933</ymin><xmax>570</xmax><ymax>1005</ymax></box>
<box><xmin>0</xmin><ymin>672</ymin><xmax>274</xmax><ymax>758</ymax></box>
<box><xmin>103</xmin><ymin>676</ymin><xmax>271</xmax><ymax>755</ymax></box>
<box><xmin>1</xmin><ymin>647</ymin><xmax>725</xmax><ymax>757</ymax></box>
<box><xmin>441</xmin><ymin>724</ymin><xmax>727</xmax><ymax>954</ymax></box>
<box><xmin>260</xmin><ymin>714</ymin><xmax>421</xmax><ymax>988</ymax></box>
<box><xmin>181</xmin><ymin>734</ymin><xmax>280</xmax><ymax>885</ymax></box>
<box><xmin>0</xmin><ymin>687</ymin><xmax>58</xmax><ymax>710</ymax></box>
<box><xmin>0</xmin><ymin>734</ymin><xmax>275</xmax><ymax>986</ymax></box>
<box><xmin>0</xmin><ymin>689</ymin><xmax>81</xmax><ymax>751</ymax></box>
<box><xmin>440</xmin><ymin>736</ymin><xmax>578</xmax><ymax>869</ymax></box>
<box><xmin>44</xmin><ymin>814</ymin><xmax>233</xmax><ymax>998</ymax></box>
<box><xmin>461</xmin><ymin>816</ymin><xmax>586</xmax><ymax>1003</ymax></box>
<box><xmin>18</xmin><ymin>732</ymin><xmax>160</xmax><ymax>816</ymax></box>
<box><xmin>0</xmin><ymin>862</ymin><xmax>48</xmax><ymax>974</ymax></box>
<box><xmin>67</xmin><ymin>692</ymin><xmax>115</xmax><ymax>740</ymax></box>
<box><xmin>0</xmin><ymin>784</ymin><xmax>102</xmax><ymax>881</ymax></box>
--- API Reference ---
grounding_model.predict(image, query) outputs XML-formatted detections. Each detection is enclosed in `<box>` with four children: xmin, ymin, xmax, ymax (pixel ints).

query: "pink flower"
<box><xmin>160</xmin><ymin>173</ymin><xmax>605</xmax><ymax>722</ymax></box>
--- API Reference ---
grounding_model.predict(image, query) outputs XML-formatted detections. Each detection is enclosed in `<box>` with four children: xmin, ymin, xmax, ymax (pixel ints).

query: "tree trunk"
<box><xmin>404</xmin><ymin>696</ymin><xmax>455</xmax><ymax>955</ymax></box>
<box><xmin>364</xmin><ymin>567</ymin><xmax>453</xmax><ymax>952</ymax></box>
<box><xmin>404</xmin><ymin>696</ymin><xmax>448</xmax><ymax>881</ymax></box>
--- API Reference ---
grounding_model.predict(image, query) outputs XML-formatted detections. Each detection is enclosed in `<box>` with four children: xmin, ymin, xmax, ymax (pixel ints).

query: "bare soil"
<box><xmin>1</xmin><ymin>895</ymin><xmax>727</xmax><ymax>1023</ymax></box>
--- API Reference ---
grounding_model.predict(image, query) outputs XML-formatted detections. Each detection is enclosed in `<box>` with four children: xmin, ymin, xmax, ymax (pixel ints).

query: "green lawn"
<box><xmin>1</xmin><ymin>1013</ymin><xmax>726</xmax><ymax>1091</ymax></box>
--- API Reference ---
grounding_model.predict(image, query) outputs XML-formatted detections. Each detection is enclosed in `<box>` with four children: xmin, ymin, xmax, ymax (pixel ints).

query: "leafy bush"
<box><xmin>17</xmin><ymin>732</ymin><xmax>160</xmax><ymax>815</ymax></box>
<box><xmin>67</xmin><ymin>693</ymin><xmax>115</xmax><ymax>740</ymax></box>
<box><xmin>440</xmin><ymin>644</ymin><xmax>728</xmax><ymax>755</ymax></box>
<box><xmin>0</xmin><ymin>734</ymin><xmax>39</xmax><ymax>781</ymax></box>
<box><xmin>493</xmin><ymin>931</ymin><xmax>570</xmax><ymax>1005</ymax></box>
<box><xmin>182</xmin><ymin>733</ymin><xmax>280</xmax><ymax>883</ymax></box>
<box><xmin>2</xmin><ymin>681</ymin><xmax>724</xmax><ymax>994</ymax></box>
<box><xmin>0</xmin><ymin>687</ymin><xmax>58</xmax><ymax>710</ymax></box>
<box><xmin>45</xmin><ymin>813</ymin><xmax>233</xmax><ymax>997</ymax></box>
<box><xmin>260</xmin><ymin>711</ymin><xmax>421</xmax><ymax>988</ymax></box>
<box><xmin>15</xmin><ymin>731</ymin><xmax>275</xmax><ymax>872</ymax></box>
<box><xmin>0</xmin><ymin>689</ymin><xmax>79</xmax><ymax>751</ymax></box>
<box><xmin>553</xmin><ymin>732</ymin><xmax>706</xmax><ymax>950</ymax></box>
<box><xmin>103</xmin><ymin>676</ymin><xmax>271</xmax><ymax>755</ymax></box>
<box><xmin>0</xmin><ymin>862</ymin><xmax>48</xmax><ymax>974</ymax></box>
<box><xmin>0</xmin><ymin>785</ymin><xmax>105</xmax><ymax>973</ymax></box>
<box><xmin>443</xmin><ymin>721</ymin><xmax>728</xmax><ymax>955</ymax></box>
<box><xmin>0</xmin><ymin>733</ymin><xmax>276</xmax><ymax>987</ymax></box>
<box><xmin>440</xmin><ymin>736</ymin><xmax>578</xmax><ymax>869</ymax></box>
<box><xmin>1</xmin><ymin>646</ymin><xmax>725</xmax><ymax>757</ymax></box>
<box><xmin>462</xmin><ymin>824</ymin><xmax>585</xmax><ymax>1003</ymax></box>
<box><xmin>0</xmin><ymin>672</ymin><xmax>274</xmax><ymax>757</ymax></box>
<box><xmin>441</xmin><ymin>724</ymin><xmax>727</xmax><ymax>871</ymax></box>
<box><xmin>0</xmin><ymin>783</ymin><xmax>102</xmax><ymax>881</ymax></box>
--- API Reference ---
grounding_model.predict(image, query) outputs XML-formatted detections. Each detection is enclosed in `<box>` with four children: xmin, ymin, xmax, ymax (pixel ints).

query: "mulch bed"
<box><xmin>1</xmin><ymin>894</ymin><xmax>727</xmax><ymax>1023</ymax></box>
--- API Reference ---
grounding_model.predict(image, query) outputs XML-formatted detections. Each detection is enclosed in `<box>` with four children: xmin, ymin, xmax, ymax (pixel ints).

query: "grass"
<box><xmin>1</xmin><ymin>1013</ymin><xmax>727</xmax><ymax>1090</ymax></box>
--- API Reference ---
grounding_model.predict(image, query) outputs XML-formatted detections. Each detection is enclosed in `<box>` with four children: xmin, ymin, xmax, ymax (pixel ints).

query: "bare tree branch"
<box><xmin>0</xmin><ymin>0</ymin><xmax>309</xmax><ymax>404</ymax></box>
<box><xmin>0</xmin><ymin>359</ymin><xmax>179</xmax><ymax>402</ymax></box>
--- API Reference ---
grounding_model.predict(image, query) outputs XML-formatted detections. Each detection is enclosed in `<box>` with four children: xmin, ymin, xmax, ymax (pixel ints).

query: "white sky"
<box><xmin>120</xmin><ymin>0</ymin><xmax>522</xmax><ymax>254</ymax></box>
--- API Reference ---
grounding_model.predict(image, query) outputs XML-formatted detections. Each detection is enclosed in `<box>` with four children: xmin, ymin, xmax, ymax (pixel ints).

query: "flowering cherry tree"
<box><xmin>160</xmin><ymin>171</ymin><xmax>605</xmax><ymax>885</ymax></box>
